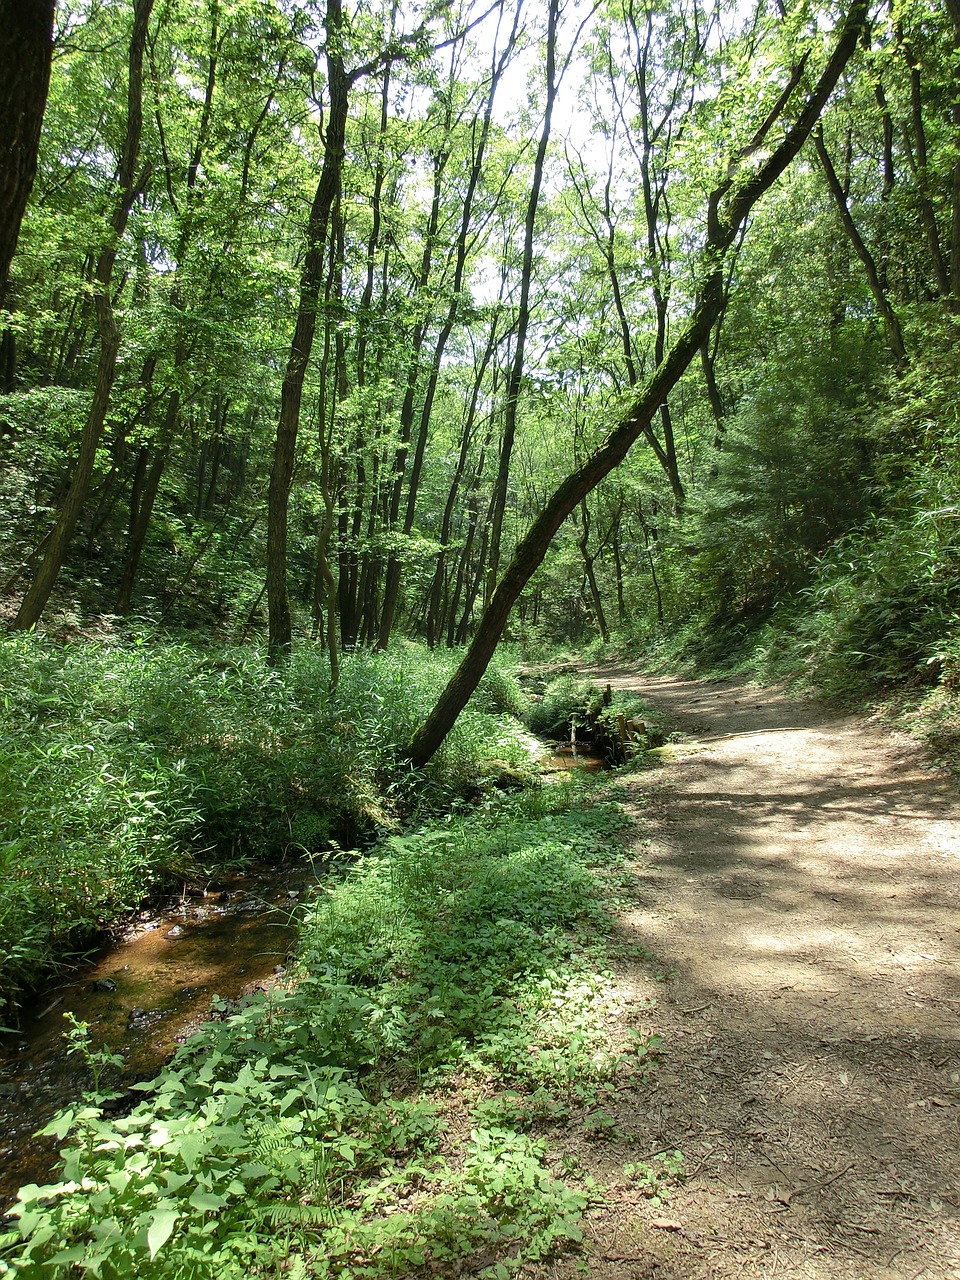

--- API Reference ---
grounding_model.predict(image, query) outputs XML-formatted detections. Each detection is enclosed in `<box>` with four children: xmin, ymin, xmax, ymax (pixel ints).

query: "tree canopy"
<box><xmin>1</xmin><ymin>0</ymin><xmax>958</xmax><ymax>753</ymax></box>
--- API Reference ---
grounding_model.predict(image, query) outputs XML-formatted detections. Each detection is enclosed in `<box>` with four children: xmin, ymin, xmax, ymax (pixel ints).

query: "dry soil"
<box><xmin>540</xmin><ymin>669</ymin><xmax>960</xmax><ymax>1280</ymax></box>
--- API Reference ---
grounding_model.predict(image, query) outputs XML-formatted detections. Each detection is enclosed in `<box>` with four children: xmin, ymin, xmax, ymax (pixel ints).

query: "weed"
<box><xmin>0</xmin><ymin>776</ymin><xmax>644</xmax><ymax>1278</ymax></box>
<box><xmin>0</xmin><ymin>636</ymin><xmax>538</xmax><ymax>1014</ymax></box>
<box><xmin>61</xmin><ymin>1012</ymin><xmax>125</xmax><ymax>1100</ymax></box>
<box><xmin>582</xmin><ymin>1109</ymin><xmax>622</xmax><ymax>1141</ymax></box>
<box><xmin>622</xmin><ymin>1151</ymin><xmax>685</xmax><ymax>1206</ymax></box>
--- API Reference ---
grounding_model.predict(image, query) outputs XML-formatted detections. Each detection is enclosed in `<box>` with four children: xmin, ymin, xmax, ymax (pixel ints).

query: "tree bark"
<box><xmin>576</xmin><ymin>500</ymin><xmax>610</xmax><ymax>644</ymax></box>
<box><xmin>407</xmin><ymin>0</ymin><xmax>868</xmax><ymax>766</ymax></box>
<box><xmin>486</xmin><ymin>0</ymin><xmax>561</xmax><ymax>596</ymax></box>
<box><xmin>267</xmin><ymin>0</ymin><xmax>349</xmax><ymax>660</ymax></box>
<box><xmin>14</xmin><ymin>0</ymin><xmax>154</xmax><ymax>630</ymax></box>
<box><xmin>814</xmin><ymin>126</ymin><xmax>907</xmax><ymax>365</ymax></box>
<box><xmin>375</xmin><ymin>147</ymin><xmax>447</xmax><ymax>648</ymax></box>
<box><xmin>114</xmin><ymin>388</ymin><xmax>177</xmax><ymax>614</ymax></box>
<box><xmin>0</xmin><ymin>0</ymin><xmax>54</xmax><ymax>308</ymax></box>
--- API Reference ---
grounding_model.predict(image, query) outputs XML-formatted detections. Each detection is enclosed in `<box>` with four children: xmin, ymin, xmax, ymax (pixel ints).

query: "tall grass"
<box><xmin>0</xmin><ymin>635</ymin><xmax>533</xmax><ymax>1013</ymax></box>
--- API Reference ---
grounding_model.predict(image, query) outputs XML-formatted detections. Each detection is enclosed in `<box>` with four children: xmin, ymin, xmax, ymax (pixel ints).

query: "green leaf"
<box><xmin>146</xmin><ymin>1208</ymin><xmax>178</xmax><ymax>1260</ymax></box>
<box><xmin>40</xmin><ymin>1109</ymin><xmax>75</xmax><ymax>1140</ymax></box>
<box><xmin>188</xmin><ymin>1190</ymin><xmax>228</xmax><ymax>1213</ymax></box>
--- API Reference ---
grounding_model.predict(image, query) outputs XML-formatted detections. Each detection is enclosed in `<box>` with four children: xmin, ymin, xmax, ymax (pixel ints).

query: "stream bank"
<box><xmin>0</xmin><ymin>730</ymin><xmax>605</xmax><ymax>1208</ymax></box>
<box><xmin>0</xmin><ymin>858</ymin><xmax>322</xmax><ymax>1204</ymax></box>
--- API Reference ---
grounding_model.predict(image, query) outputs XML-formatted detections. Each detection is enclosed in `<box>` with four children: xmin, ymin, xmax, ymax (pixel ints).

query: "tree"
<box><xmin>0</xmin><ymin>0</ymin><xmax>55</xmax><ymax>309</ymax></box>
<box><xmin>14</xmin><ymin>0</ymin><xmax>155</xmax><ymax>631</ymax></box>
<box><xmin>407</xmin><ymin>0</ymin><xmax>870</xmax><ymax>766</ymax></box>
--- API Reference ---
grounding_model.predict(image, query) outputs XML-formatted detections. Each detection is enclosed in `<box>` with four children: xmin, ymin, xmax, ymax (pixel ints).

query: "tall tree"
<box><xmin>485</xmin><ymin>0</ymin><xmax>562</xmax><ymax>595</ymax></box>
<box><xmin>407</xmin><ymin>0</ymin><xmax>869</xmax><ymax>765</ymax></box>
<box><xmin>14</xmin><ymin>0</ymin><xmax>155</xmax><ymax>630</ymax></box>
<box><xmin>267</xmin><ymin>0</ymin><xmax>352</xmax><ymax>660</ymax></box>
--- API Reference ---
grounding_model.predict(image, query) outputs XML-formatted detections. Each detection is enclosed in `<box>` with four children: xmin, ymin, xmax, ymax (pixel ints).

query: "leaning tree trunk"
<box><xmin>14</xmin><ymin>0</ymin><xmax>154</xmax><ymax>631</ymax></box>
<box><xmin>0</xmin><ymin>0</ymin><xmax>54</xmax><ymax>309</ymax></box>
<box><xmin>407</xmin><ymin>0</ymin><xmax>868</xmax><ymax>767</ymax></box>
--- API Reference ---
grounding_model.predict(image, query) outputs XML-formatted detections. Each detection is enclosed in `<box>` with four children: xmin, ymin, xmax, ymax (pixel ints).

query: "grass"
<box><xmin>0</xmin><ymin>634</ymin><xmax>537</xmax><ymax>1016</ymax></box>
<box><xmin>0</xmin><ymin>774</ymin><xmax>656</xmax><ymax>1279</ymax></box>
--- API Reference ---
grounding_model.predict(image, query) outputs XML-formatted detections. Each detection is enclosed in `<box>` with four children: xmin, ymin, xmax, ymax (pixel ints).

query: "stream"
<box><xmin>0</xmin><ymin>859</ymin><xmax>321</xmax><ymax>1207</ymax></box>
<box><xmin>0</xmin><ymin>741</ymin><xmax>608</xmax><ymax>1210</ymax></box>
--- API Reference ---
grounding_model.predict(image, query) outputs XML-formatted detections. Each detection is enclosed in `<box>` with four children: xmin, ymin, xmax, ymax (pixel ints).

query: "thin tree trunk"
<box><xmin>486</xmin><ymin>0</ymin><xmax>561</xmax><ymax>595</ymax></box>
<box><xmin>115</xmin><ymin>390</ymin><xmax>177</xmax><ymax>614</ymax></box>
<box><xmin>14</xmin><ymin>0</ymin><xmax>154</xmax><ymax>630</ymax></box>
<box><xmin>267</xmin><ymin>0</ymin><xmax>348</xmax><ymax>660</ymax></box>
<box><xmin>896</xmin><ymin>34</ymin><xmax>950</xmax><ymax>297</ymax></box>
<box><xmin>946</xmin><ymin>0</ymin><xmax>960</xmax><ymax>303</ymax></box>
<box><xmin>700</xmin><ymin>341</ymin><xmax>725</xmax><ymax>445</ymax></box>
<box><xmin>425</xmin><ymin>317</ymin><xmax>500</xmax><ymax>645</ymax></box>
<box><xmin>378</xmin><ymin>10</ymin><xmax>520</xmax><ymax>644</ymax></box>
<box><xmin>814</xmin><ymin>126</ymin><xmax>907</xmax><ymax>365</ymax></box>
<box><xmin>315</xmin><ymin>207</ymin><xmax>346</xmax><ymax>686</ymax></box>
<box><xmin>576</xmin><ymin>501</ymin><xmax>610</xmax><ymax>644</ymax></box>
<box><xmin>375</xmin><ymin>147</ymin><xmax>447</xmax><ymax>648</ymax></box>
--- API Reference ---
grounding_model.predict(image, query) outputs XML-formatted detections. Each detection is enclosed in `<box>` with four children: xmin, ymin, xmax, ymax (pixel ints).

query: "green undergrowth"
<box><xmin>0</xmin><ymin>634</ymin><xmax>536</xmax><ymax>1015</ymax></box>
<box><xmin>524</xmin><ymin>671</ymin><xmax>667</xmax><ymax>751</ymax></box>
<box><xmin>0</xmin><ymin>778</ymin><xmax>656</xmax><ymax>1278</ymax></box>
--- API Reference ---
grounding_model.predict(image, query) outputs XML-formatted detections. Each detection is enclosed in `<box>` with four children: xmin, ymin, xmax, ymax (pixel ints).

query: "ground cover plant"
<box><xmin>0</xmin><ymin>777</ymin><xmax>657</xmax><ymax>1278</ymax></box>
<box><xmin>0</xmin><ymin>634</ymin><xmax>536</xmax><ymax>1017</ymax></box>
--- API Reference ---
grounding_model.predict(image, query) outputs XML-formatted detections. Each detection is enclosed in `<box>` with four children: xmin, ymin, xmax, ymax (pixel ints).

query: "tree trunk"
<box><xmin>0</xmin><ymin>0</ymin><xmax>54</xmax><ymax>308</ymax></box>
<box><xmin>379</xmin><ymin>15</ymin><xmax>519</xmax><ymax>645</ymax></box>
<box><xmin>115</xmin><ymin>388</ymin><xmax>178</xmax><ymax>614</ymax></box>
<box><xmin>267</xmin><ymin>0</ymin><xmax>348</xmax><ymax>660</ymax></box>
<box><xmin>407</xmin><ymin>0</ymin><xmax>868</xmax><ymax>766</ymax></box>
<box><xmin>814</xmin><ymin>126</ymin><xmax>907</xmax><ymax>365</ymax></box>
<box><xmin>425</xmin><ymin>314</ymin><xmax>500</xmax><ymax>645</ymax></box>
<box><xmin>375</xmin><ymin>147</ymin><xmax>447</xmax><ymax>648</ymax></box>
<box><xmin>486</xmin><ymin>0</ymin><xmax>561</xmax><ymax>595</ymax></box>
<box><xmin>14</xmin><ymin>0</ymin><xmax>154</xmax><ymax>631</ymax></box>
<box><xmin>576</xmin><ymin>501</ymin><xmax>610</xmax><ymax>644</ymax></box>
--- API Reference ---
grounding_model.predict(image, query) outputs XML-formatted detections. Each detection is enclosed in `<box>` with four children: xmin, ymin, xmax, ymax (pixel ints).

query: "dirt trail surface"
<box><xmin>550</xmin><ymin>670</ymin><xmax>960</xmax><ymax>1280</ymax></box>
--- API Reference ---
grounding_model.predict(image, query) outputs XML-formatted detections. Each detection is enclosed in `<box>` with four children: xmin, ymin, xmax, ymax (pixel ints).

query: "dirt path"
<box><xmin>548</xmin><ymin>670</ymin><xmax>960</xmax><ymax>1280</ymax></box>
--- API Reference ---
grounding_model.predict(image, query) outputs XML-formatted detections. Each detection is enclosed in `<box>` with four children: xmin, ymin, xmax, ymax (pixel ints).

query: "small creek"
<box><xmin>0</xmin><ymin>860</ymin><xmax>322</xmax><ymax>1208</ymax></box>
<box><xmin>0</xmin><ymin>742</ymin><xmax>609</xmax><ymax>1210</ymax></box>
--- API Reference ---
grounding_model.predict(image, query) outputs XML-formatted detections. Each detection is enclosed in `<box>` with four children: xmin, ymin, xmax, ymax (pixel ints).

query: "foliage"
<box><xmin>0</xmin><ymin>780</ymin><xmax>652</xmax><ymax>1278</ymax></box>
<box><xmin>0</xmin><ymin>634</ymin><xmax>535</xmax><ymax>1013</ymax></box>
<box><xmin>685</xmin><ymin>321</ymin><xmax>877</xmax><ymax>628</ymax></box>
<box><xmin>525</xmin><ymin>673</ymin><xmax>601</xmax><ymax>739</ymax></box>
<box><xmin>523</xmin><ymin>673</ymin><xmax>664</xmax><ymax>759</ymax></box>
<box><xmin>621</xmin><ymin>1150</ymin><xmax>685</xmax><ymax>1207</ymax></box>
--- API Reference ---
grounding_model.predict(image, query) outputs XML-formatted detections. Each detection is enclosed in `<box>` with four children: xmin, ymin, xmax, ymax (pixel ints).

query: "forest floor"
<box><xmin>537</xmin><ymin>668</ymin><xmax>960</xmax><ymax>1280</ymax></box>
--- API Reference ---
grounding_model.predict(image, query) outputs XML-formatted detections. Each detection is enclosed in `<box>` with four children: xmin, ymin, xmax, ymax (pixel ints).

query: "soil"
<box><xmin>541</xmin><ymin>669</ymin><xmax>960</xmax><ymax>1280</ymax></box>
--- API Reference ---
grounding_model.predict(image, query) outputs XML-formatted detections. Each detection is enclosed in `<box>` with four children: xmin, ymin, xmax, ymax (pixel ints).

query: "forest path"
<box><xmin>551</xmin><ymin>670</ymin><xmax>960</xmax><ymax>1280</ymax></box>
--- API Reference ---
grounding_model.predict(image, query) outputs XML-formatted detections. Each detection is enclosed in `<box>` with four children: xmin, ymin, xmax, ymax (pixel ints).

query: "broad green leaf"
<box><xmin>146</xmin><ymin>1208</ymin><xmax>178</xmax><ymax>1259</ymax></box>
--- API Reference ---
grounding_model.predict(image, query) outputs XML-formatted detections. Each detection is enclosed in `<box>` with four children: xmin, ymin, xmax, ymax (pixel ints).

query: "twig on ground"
<box><xmin>798</xmin><ymin>1162</ymin><xmax>853</xmax><ymax>1196</ymax></box>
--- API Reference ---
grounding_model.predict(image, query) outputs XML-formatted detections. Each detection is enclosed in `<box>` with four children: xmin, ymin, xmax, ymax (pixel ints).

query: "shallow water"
<box><xmin>543</xmin><ymin>745</ymin><xmax>606</xmax><ymax>773</ymax></box>
<box><xmin>0</xmin><ymin>860</ymin><xmax>321</xmax><ymax>1206</ymax></box>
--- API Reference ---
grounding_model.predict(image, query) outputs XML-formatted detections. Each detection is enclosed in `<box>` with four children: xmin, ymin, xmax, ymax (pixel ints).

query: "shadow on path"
<box><xmin>556</xmin><ymin>670</ymin><xmax>960</xmax><ymax>1280</ymax></box>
